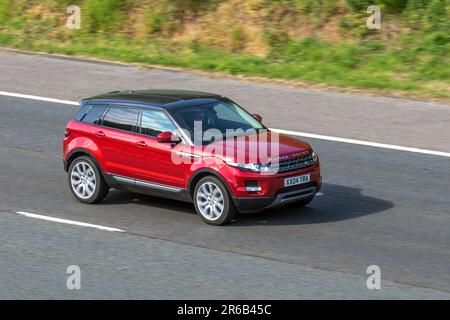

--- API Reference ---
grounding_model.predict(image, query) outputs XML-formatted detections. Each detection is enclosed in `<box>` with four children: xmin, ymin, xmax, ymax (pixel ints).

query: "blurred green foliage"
<box><xmin>0</xmin><ymin>0</ymin><xmax>448</xmax><ymax>98</ymax></box>
<box><xmin>82</xmin><ymin>0</ymin><xmax>131</xmax><ymax>33</ymax></box>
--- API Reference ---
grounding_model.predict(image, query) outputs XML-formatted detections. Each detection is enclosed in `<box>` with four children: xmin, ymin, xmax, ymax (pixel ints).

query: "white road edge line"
<box><xmin>270</xmin><ymin>128</ymin><xmax>450</xmax><ymax>158</ymax></box>
<box><xmin>16</xmin><ymin>211</ymin><xmax>125</xmax><ymax>232</ymax></box>
<box><xmin>1</xmin><ymin>90</ymin><xmax>449</xmax><ymax>158</ymax></box>
<box><xmin>0</xmin><ymin>90</ymin><xmax>79</xmax><ymax>106</ymax></box>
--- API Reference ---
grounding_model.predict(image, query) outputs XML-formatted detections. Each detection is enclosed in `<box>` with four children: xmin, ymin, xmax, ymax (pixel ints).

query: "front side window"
<box><xmin>140</xmin><ymin>109</ymin><xmax>177</xmax><ymax>137</ymax></box>
<box><xmin>81</xmin><ymin>105</ymin><xmax>107</xmax><ymax>125</ymax></box>
<box><xmin>102</xmin><ymin>107</ymin><xmax>139</xmax><ymax>132</ymax></box>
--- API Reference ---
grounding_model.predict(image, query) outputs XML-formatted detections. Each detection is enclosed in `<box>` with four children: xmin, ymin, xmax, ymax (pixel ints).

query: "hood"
<box><xmin>199</xmin><ymin>130</ymin><xmax>312</xmax><ymax>164</ymax></box>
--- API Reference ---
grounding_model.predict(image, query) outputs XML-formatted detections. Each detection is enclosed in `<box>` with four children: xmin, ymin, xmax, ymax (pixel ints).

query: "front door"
<box><xmin>132</xmin><ymin>108</ymin><xmax>185</xmax><ymax>189</ymax></box>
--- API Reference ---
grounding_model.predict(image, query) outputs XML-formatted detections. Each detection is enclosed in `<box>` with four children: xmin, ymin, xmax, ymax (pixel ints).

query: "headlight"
<box><xmin>227</xmin><ymin>162</ymin><xmax>272</xmax><ymax>173</ymax></box>
<box><xmin>312</xmin><ymin>151</ymin><xmax>319</xmax><ymax>163</ymax></box>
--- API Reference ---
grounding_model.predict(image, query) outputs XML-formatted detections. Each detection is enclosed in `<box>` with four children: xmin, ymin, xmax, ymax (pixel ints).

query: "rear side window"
<box><xmin>102</xmin><ymin>107</ymin><xmax>139</xmax><ymax>132</ymax></box>
<box><xmin>81</xmin><ymin>105</ymin><xmax>107</xmax><ymax>125</ymax></box>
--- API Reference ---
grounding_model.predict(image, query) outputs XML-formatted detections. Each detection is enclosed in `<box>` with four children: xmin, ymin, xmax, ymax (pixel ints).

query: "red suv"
<box><xmin>63</xmin><ymin>90</ymin><xmax>321</xmax><ymax>225</ymax></box>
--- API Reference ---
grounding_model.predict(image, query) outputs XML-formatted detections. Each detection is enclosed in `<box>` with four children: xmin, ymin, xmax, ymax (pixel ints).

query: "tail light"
<box><xmin>64</xmin><ymin>129</ymin><xmax>71</xmax><ymax>138</ymax></box>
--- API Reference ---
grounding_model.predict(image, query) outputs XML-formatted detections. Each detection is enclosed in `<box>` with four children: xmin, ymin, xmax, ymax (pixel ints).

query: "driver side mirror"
<box><xmin>157</xmin><ymin>131</ymin><xmax>181</xmax><ymax>144</ymax></box>
<box><xmin>252</xmin><ymin>113</ymin><xmax>263</xmax><ymax>122</ymax></box>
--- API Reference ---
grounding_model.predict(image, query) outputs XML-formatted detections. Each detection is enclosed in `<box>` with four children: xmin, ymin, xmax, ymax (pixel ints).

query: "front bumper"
<box><xmin>233</xmin><ymin>182</ymin><xmax>321</xmax><ymax>213</ymax></box>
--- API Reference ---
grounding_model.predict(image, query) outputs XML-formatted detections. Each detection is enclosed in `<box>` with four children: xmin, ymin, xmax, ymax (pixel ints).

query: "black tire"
<box><xmin>193</xmin><ymin>176</ymin><xmax>237</xmax><ymax>226</ymax></box>
<box><xmin>285</xmin><ymin>196</ymin><xmax>315</xmax><ymax>208</ymax></box>
<box><xmin>68</xmin><ymin>156</ymin><xmax>109</xmax><ymax>204</ymax></box>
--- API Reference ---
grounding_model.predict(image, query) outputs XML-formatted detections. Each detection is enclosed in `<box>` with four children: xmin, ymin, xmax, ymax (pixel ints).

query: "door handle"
<box><xmin>95</xmin><ymin>131</ymin><xmax>105</xmax><ymax>137</ymax></box>
<box><xmin>136</xmin><ymin>141</ymin><xmax>147</xmax><ymax>147</ymax></box>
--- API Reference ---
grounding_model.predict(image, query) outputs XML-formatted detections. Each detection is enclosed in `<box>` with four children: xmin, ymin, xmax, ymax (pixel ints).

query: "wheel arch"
<box><xmin>65</xmin><ymin>148</ymin><xmax>104</xmax><ymax>174</ymax></box>
<box><xmin>187</xmin><ymin>168</ymin><xmax>234</xmax><ymax>201</ymax></box>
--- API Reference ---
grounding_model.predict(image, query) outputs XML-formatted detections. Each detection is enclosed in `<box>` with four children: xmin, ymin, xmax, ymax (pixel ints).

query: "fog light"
<box><xmin>245</xmin><ymin>181</ymin><xmax>261</xmax><ymax>192</ymax></box>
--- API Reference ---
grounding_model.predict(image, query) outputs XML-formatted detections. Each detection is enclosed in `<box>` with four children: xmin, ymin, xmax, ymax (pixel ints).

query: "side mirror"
<box><xmin>157</xmin><ymin>131</ymin><xmax>181</xmax><ymax>143</ymax></box>
<box><xmin>253</xmin><ymin>114</ymin><xmax>262</xmax><ymax>122</ymax></box>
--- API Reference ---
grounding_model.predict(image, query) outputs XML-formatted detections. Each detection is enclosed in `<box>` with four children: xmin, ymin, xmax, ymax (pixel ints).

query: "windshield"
<box><xmin>170</xmin><ymin>101</ymin><xmax>265</xmax><ymax>145</ymax></box>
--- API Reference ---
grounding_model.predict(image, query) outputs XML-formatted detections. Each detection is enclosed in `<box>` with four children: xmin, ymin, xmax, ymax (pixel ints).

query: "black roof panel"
<box><xmin>82</xmin><ymin>89</ymin><xmax>227</xmax><ymax>109</ymax></box>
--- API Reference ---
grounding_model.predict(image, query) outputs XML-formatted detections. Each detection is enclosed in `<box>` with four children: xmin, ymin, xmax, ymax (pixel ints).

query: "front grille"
<box><xmin>274</xmin><ymin>155</ymin><xmax>314</xmax><ymax>173</ymax></box>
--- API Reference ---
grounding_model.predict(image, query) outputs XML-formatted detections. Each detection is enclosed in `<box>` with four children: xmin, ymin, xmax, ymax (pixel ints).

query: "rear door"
<box><xmin>97</xmin><ymin>106</ymin><xmax>143</xmax><ymax>178</ymax></box>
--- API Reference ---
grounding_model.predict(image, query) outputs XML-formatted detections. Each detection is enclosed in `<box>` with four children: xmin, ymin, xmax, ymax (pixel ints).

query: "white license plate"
<box><xmin>284</xmin><ymin>174</ymin><xmax>310</xmax><ymax>187</ymax></box>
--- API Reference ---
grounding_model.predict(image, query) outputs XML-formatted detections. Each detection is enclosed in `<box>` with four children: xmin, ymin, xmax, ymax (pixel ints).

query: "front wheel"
<box><xmin>68</xmin><ymin>156</ymin><xmax>109</xmax><ymax>204</ymax></box>
<box><xmin>193</xmin><ymin>176</ymin><xmax>237</xmax><ymax>225</ymax></box>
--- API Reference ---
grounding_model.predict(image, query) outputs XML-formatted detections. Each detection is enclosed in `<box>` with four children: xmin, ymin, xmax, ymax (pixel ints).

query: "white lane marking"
<box><xmin>16</xmin><ymin>211</ymin><xmax>125</xmax><ymax>232</ymax></box>
<box><xmin>1</xmin><ymin>90</ymin><xmax>449</xmax><ymax>158</ymax></box>
<box><xmin>271</xmin><ymin>128</ymin><xmax>450</xmax><ymax>158</ymax></box>
<box><xmin>0</xmin><ymin>91</ymin><xmax>79</xmax><ymax>106</ymax></box>
<box><xmin>316</xmin><ymin>192</ymin><xmax>325</xmax><ymax>196</ymax></box>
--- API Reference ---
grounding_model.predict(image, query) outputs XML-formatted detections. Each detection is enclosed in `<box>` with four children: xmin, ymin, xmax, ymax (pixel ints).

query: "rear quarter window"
<box><xmin>81</xmin><ymin>105</ymin><xmax>107</xmax><ymax>125</ymax></box>
<box><xmin>74</xmin><ymin>104</ymin><xmax>91</xmax><ymax>121</ymax></box>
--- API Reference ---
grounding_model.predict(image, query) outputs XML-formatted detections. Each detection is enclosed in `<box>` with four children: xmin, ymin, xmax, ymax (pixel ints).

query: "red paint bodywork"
<box><xmin>64</xmin><ymin>120</ymin><xmax>321</xmax><ymax>202</ymax></box>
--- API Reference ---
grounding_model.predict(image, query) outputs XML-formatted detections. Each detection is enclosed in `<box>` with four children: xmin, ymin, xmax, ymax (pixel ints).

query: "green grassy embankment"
<box><xmin>0</xmin><ymin>0</ymin><xmax>448</xmax><ymax>99</ymax></box>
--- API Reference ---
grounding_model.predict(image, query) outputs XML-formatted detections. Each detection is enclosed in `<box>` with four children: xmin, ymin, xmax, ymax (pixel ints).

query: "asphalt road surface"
<box><xmin>0</xmin><ymin>95</ymin><xmax>449</xmax><ymax>299</ymax></box>
<box><xmin>1</xmin><ymin>49</ymin><xmax>450</xmax><ymax>152</ymax></box>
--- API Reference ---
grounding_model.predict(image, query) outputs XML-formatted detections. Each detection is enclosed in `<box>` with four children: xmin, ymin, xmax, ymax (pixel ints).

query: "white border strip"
<box><xmin>0</xmin><ymin>91</ymin><xmax>79</xmax><ymax>105</ymax></box>
<box><xmin>16</xmin><ymin>211</ymin><xmax>125</xmax><ymax>232</ymax></box>
<box><xmin>270</xmin><ymin>128</ymin><xmax>450</xmax><ymax>158</ymax></box>
<box><xmin>1</xmin><ymin>90</ymin><xmax>449</xmax><ymax>158</ymax></box>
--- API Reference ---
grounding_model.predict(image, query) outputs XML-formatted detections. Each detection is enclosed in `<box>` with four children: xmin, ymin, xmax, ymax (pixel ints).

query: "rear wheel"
<box><xmin>193</xmin><ymin>176</ymin><xmax>236</xmax><ymax>225</ymax></box>
<box><xmin>68</xmin><ymin>156</ymin><xmax>109</xmax><ymax>204</ymax></box>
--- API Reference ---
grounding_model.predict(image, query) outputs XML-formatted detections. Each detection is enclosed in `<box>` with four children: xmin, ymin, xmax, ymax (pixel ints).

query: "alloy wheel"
<box><xmin>196</xmin><ymin>182</ymin><xmax>225</xmax><ymax>221</ymax></box>
<box><xmin>70</xmin><ymin>161</ymin><xmax>97</xmax><ymax>199</ymax></box>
